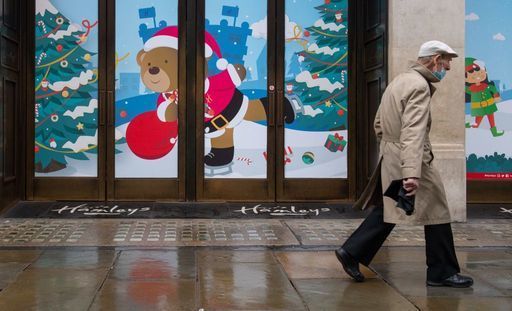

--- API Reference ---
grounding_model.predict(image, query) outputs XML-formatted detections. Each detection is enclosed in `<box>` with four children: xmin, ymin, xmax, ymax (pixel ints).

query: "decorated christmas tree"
<box><xmin>35</xmin><ymin>0</ymin><xmax>98</xmax><ymax>172</ymax></box>
<box><xmin>286</xmin><ymin>53</ymin><xmax>302</xmax><ymax>78</ymax></box>
<box><xmin>286</xmin><ymin>0</ymin><xmax>348</xmax><ymax>131</ymax></box>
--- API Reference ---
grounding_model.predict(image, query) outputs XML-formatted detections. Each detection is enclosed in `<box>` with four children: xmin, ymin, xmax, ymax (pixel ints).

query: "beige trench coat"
<box><xmin>355</xmin><ymin>62</ymin><xmax>452</xmax><ymax>225</ymax></box>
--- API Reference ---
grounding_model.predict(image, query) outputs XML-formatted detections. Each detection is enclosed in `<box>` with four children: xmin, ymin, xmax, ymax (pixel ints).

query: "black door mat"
<box><xmin>1</xmin><ymin>201</ymin><xmax>368</xmax><ymax>219</ymax></box>
<box><xmin>467</xmin><ymin>203</ymin><xmax>512</xmax><ymax>219</ymax></box>
<box><xmin>3</xmin><ymin>202</ymin><xmax>509</xmax><ymax>219</ymax></box>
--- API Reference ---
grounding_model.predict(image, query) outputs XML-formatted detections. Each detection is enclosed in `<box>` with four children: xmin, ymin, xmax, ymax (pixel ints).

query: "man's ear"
<box><xmin>136</xmin><ymin>50</ymin><xmax>146</xmax><ymax>66</ymax></box>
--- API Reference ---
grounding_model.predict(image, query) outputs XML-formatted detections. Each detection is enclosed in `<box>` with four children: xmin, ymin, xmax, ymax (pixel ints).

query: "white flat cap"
<box><xmin>418</xmin><ymin>40</ymin><xmax>458</xmax><ymax>58</ymax></box>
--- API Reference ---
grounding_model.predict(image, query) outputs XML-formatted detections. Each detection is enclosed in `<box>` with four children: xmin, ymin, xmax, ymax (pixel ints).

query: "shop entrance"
<box><xmin>27</xmin><ymin>0</ymin><xmax>386</xmax><ymax>202</ymax></box>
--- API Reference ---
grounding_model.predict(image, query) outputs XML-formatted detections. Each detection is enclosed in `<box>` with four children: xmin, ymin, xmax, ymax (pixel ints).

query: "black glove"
<box><xmin>384</xmin><ymin>179</ymin><xmax>415</xmax><ymax>216</ymax></box>
<box><xmin>397</xmin><ymin>185</ymin><xmax>415</xmax><ymax>216</ymax></box>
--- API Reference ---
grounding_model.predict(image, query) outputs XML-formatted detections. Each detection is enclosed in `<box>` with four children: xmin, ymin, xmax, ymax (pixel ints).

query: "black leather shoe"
<box><xmin>427</xmin><ymin>274</ymin><xmax>474</xmax><ymax>288</ymax></box>
<box><xmin>334</xmin><ymin>248</ymin><xmax>365</xmax><ymax>282</ymax></box>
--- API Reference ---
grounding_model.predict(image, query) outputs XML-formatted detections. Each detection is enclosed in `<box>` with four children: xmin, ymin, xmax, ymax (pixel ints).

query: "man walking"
<box><xmin>335</xmin><ymin>40</ymin><xmax>473</xmax><ymax>288</ymax></box>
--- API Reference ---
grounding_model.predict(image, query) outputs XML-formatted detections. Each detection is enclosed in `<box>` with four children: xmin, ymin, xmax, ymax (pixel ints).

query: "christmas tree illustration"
<box><xmin>286</xmin><ymin>0</ymin><xmax>348</xmax><ymax>131</ymax></box>
<box><xmin>35</xmin><ymin>0</ymin><xmax>98</xmax><ymax>172</ymax></box>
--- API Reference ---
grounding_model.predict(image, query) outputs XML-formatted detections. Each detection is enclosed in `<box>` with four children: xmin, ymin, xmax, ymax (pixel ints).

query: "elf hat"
<box><xmin>465</xmin><ymin>57</ymin><xmax>485</xmax><ymax>71</ymax></box>
<box><xmin>144</xmin><ymin>26</ymin><xmax>222</xmax><ymax>59</ymax></box>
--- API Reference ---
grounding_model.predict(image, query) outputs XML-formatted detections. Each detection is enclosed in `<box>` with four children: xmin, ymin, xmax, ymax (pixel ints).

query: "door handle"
<box><xmin>99</xmin><ymin>91</ymin><xmax>105</xmax><ymax>126</ymax></box>
<box><xmin>107</xmin><ymin>91</ymin><xmax>114</xmax><ymax>127</ymax></box>
<box><xmin>268</xmin><ymin>85</ymin><xmax>275</xmax><ymax>127</ymax></box>
<box><xmin>277</xmin><ymin>89</ymin><xmax>284</xmax><ymax>127</ymax></box>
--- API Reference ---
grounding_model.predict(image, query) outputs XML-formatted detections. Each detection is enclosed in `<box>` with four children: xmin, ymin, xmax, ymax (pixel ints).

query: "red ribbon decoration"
<box><xmin>77</xmin><ymin>19</ymin><xmax>98</xmax><ymax>43</ymax></box>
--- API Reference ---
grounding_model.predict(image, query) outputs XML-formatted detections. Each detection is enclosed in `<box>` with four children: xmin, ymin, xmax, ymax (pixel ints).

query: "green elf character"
<box><xmin>465</xmin><ymin>57</ymin><xmax>504</xmax><ymax>137</ymax></box>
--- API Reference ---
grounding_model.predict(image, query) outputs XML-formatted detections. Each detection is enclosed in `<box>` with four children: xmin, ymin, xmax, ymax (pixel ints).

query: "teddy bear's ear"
<box><xmin>136</xmin><ymin>50</ymin><xmax>146</xmax><ymax>66</ymax></box>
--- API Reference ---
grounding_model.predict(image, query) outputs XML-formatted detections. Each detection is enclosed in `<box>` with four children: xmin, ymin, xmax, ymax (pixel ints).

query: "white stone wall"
<box><xmin>389</xmin><ymin>0</ymin><xmax>466</xmax><ymax>221</ymax></box>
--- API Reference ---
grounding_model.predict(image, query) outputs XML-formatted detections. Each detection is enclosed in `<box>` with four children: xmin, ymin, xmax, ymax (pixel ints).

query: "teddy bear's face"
<box><xmin>137</xmin><ymin>47</ymin><xmax>178</xmax><ymax>93</ymax></box>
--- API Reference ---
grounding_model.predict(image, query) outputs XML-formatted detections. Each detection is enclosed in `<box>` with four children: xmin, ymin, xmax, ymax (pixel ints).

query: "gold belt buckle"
<box><xmin>480</xmin><ymin>100</ymin><xmax>488</xmax><ymax>107</ymax></box>
<box><xmin>211</xmin><ymin>114</ymin><xmax>229</xmax><ymax>130</ymax></box>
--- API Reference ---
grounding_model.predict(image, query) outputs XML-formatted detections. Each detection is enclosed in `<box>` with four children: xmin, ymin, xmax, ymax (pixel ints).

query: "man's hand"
<box><xmin>403</xmin><ymin>178</ymin><xmax>419</xmax><ymax>196</ymax></box>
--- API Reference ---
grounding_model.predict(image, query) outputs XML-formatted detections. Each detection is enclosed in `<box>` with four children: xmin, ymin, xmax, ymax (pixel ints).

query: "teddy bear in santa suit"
<box><xmin>127</xmin><ymin>26</ymin><xmax>296</xmax><ymax>166</ymax></box>
<box><xmin>202</xmin><ymin>31</ymin><xmax>252</xmax><ymax>167</ymax></box>
<box><xmin>126</xmin><ymin>26</ymin><xmax>180</xmax><ymax>160</ymax></box>
<box><xmin>201</xmin><ymin>31</ymin><xmax>296</xmax><ymax>167</ymax></box>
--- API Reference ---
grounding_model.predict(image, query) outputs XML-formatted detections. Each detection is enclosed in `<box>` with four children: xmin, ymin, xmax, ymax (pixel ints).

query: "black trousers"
<box><xmin>342</xmin><ymin>205</ymin><xmax>460</xmax><ymax>282</ymax></box>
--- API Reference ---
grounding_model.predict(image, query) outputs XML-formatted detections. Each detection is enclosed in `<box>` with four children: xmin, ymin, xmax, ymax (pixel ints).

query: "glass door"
<box><xmin>197</xmin><ymin>0</ymin><xmax>352</xmax><ymax>201</ymax></box>
<box><xmin>277</xmin><ymin>0</ymin><xmax>351</xmax><ymax>200</ymax></box>
<box><xmin>30</xmin><ymin>0</ymin><xmax>186</xmax><ymax>201</ymax></box>
<box><xmin>31</xmin><ymin>0</ymin><xmax>105</xmax><ymax>200</ymax></box>
<box><xmin>197</xmin><ymin>0</ymin><xmax>276</xmax><ymax>201</ymax></box>
<box><xmin>108</xmin><ymin>0</ymin><xmax>185</xmax><ymax>200</ymax></box>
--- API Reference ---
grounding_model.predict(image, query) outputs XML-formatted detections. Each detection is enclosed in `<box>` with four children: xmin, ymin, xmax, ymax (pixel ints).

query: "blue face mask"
<box><xmin>433</xmin><ymin>67</ymin><xmax>447</xmax><ymax>80</ymax></box>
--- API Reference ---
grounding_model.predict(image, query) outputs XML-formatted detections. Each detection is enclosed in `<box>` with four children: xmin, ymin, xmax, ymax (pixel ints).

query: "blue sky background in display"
<box><xmin>466</xmin><ymin>0</ymin><xmax>512</xmax><ymax>88</ymax></box>
<box><xmin>285</xmin><ymin>0</ymin><xmax>326</xmax><ymax>70</ymax></box>
<box><xmin>55</xmin><ymin>0</ymin><xmax>334</xmax><ymax>76</ymax></box>
<box><xmin>206</xmin><ymin>0</ymin><xmax>267</xmax><ymax>81</ymax></box>
<box><xmin>51</xmin><ymin>0</ymin><xmax>98</xmax><ymax>66</ymax></box>
<box><xmin>116</xmin><ymin>0</ymin><xmax>178</xmax><ymax>74</ymax></box>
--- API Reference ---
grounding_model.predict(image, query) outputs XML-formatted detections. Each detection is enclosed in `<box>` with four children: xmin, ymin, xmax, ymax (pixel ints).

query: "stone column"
<box><xmin>388</xmin><ymin>0</ymin><xmax>466</xmax><ymax>221</ymax></box>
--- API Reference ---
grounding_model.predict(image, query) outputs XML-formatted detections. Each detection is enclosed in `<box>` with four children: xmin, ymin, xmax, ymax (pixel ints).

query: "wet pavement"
<box><xmin>0</xmin><ymin>220</ymin><xmax>510</xmax><ymax>310</ymax></box>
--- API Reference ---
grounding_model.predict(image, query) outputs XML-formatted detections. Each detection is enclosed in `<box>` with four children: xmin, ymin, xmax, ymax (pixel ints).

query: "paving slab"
<box><xmin>457</xmin><ymin>249</ymin><xmax>512</xmax><ymax>295</ymax></box>
<box><xmin>293</xmin><ymin>278</ymin><xmax>417</xmax><ymax>310</ymax></box>
<box><xmin>0</xmin><ymin>268</ymin><xmax>108</xmax><ymax>311</ymax></box>
<box><xmin>0</xmin><ymin>249</ymin><xmax>42</xmax><ymax>263</ymax></box>
<box><xmin>275</xmin><ymin>250</ymin><xmax>377</xmax><ymax>279</ymax></box>
<box><xmin>90</xmin><ymin>279</ymin><xmax>196</xmax><ymax>311</ymax></box>
<box><xmin>410</xmin><ymin>297</ymin><xmax>512</xmax><ymax>311</ymax></box>
<box><xmin>370</xmin><ymin>261</ymin><xmax>507</xmax><ymax>298</ymax></box>
<box><xmin>33</xmin><ymin>249</ymin><xmax>117</xmax><ymax>269</ymax></box>
<box><xmin>197</xmin><ymin>249</ymin><xmax>276</xmax><ymax>264</ymax></box>
<box><xmin>198</xmin><ymin>257</ymin><xmax>306</xmax><ymax>310</ymax></box>
<box><xmin>111</xmin><ymin>249</ymin><xmax>196</xmax><ymax>280</ymax></box>
<box><xmin>0</xmin><ymin>262</ymin><xmax>30</xmax><ymax>290</ymax></box>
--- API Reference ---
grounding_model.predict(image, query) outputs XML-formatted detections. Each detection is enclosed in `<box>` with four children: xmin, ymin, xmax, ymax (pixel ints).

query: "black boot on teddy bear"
<box><xmin>260</xmin><ymin>97</ymin><xmax>295</xmax><ymax>124</ymax></box>
<box><xmin>204</xmin><ymin>147</ymin><xmax>235</xmax><ymax>167</ymax></box>
<box><xmin>283</xmin><ymin>96</ymin><xmax>295</xmax><ymax>124</ymax></box>
<box><xmin>260</xmin><ymin>97</ymin><xmax>270</xmax><ymax>117</ymax></box>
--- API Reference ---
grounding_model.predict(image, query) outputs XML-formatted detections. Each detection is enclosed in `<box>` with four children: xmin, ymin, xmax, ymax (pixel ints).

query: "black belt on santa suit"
<box><xmin>204</xmin><ymin>88</ymin><xmax>244</xmax><ymax>134</ymax></box>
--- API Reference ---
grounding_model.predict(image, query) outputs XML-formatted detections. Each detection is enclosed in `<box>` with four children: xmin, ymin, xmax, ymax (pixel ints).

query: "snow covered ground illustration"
<box><xmin>466</xmin><ymin>99</ymin><xmax>512</xmax><ymax>157</ymax></box>
<box><xmin>37</xmin><ymin>120</ymin><xmax>347</xmax><ymax>178</ymax></box>
<box><xmin>205</xmin><ymin>121</ymin><xmax>348</xmax><ymax>179</ymax></box>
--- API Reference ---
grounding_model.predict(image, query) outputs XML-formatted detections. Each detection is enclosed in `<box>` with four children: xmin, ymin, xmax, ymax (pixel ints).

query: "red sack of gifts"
<box><xmin>126</xmin><ymin>110</ymin><xmax>178</xmax><ymax>160</ymax></box>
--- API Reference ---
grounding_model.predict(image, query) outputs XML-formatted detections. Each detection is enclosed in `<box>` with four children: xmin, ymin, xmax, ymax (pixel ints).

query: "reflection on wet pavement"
<box><xmin>0</xmin><ymin>247</ymin><xmax>510</xmax><ymax>310</ymax></box>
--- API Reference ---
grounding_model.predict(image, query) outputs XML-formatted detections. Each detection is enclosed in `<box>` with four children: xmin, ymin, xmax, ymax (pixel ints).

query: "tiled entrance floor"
<box><xmin>288</xmin><ymin>219</ymin><xmax>512</xmax><ymax>247</ymax></box>
<box><xmin>0</xmin><ymin>218</ymin><xmax>511</xmax><ymax>247</ymax></box>
<box><xmin>0</xmin><ymin>219</ymin><xmax>298</xmax><ymax>247</ymax></box>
